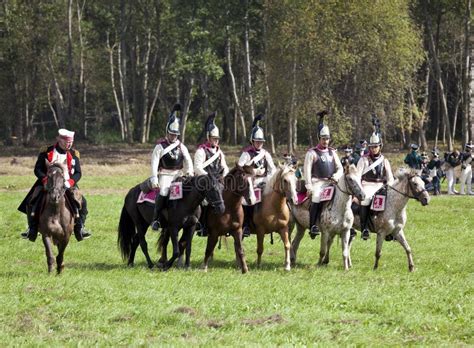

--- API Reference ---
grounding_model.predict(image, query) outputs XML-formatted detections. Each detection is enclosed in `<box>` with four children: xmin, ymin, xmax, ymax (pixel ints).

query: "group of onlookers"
<box><xmin>403</xmin><ymin>143</ymin><xmax>473</xmax><ymax>195</ymax></box>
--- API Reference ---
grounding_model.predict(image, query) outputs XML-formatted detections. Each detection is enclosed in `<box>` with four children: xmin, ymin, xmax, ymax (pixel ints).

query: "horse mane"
<box><xmin>394</xmin><ymin>167</ymin><xmax>420</xmax><ymax>182</ymax></box>
<box><xmin>263</xmin><ymin>164</ymin><xmax>295</xmax><ymax>195</ymax></box>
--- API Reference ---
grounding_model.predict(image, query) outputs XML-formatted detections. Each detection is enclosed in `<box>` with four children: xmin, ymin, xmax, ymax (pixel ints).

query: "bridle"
<box><xmin>387</xmin><ymin>174</ymin><xmax>427</xmax><ymax>201</ymax></box>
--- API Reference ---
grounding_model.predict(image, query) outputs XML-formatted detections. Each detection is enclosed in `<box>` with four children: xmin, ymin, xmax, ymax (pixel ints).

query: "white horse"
<box><xmin>352</xmin><ymin>169</ymin><xmax>430</xmax><ymax>272</ymax></box>
<box><xmin>290</xmin><ymin>163</ymin><xmax>365</xmax><ymax>270</ymax></box>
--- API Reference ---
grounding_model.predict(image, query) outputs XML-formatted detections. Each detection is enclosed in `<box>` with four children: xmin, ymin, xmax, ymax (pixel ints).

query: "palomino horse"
<box><xmin>250</xmin><ymin>164</ymin><xmax>298</xmax><ymax>271</ymax></box>
<box><xmin>118</xmin><ymin>173</ymin><xmax>225</xmax><ymax>269</ymax></box>
<box><xmin>352</xmin><ymin>169</ymin><xmax>430</xmax><ymax>272</ymax></box>
<box><xmin>39</xmin><ymin>161</ymin><xmax>75</xmax><ymax>274</ymax></box>
<box><xmin>289</xmin><ymin>163</ymin><xmax>365</xmax><ymax>270</ymax></box>
<box><xmin>203</xmin><ymin>165</ymin><xmax>256</xmax><ymax>273</ymax></box>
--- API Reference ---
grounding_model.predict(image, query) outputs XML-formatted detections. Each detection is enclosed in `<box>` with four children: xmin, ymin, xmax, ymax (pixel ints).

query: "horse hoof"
<box><xmin>147</xmin><ymin>264</ymin><xmax>154</xmax><ymax>269</ymax></box>
<box><xmin>284</xmin><ymin>266</ymin><xmax>291</xmax><ymax>272</ymax></box>
<box><xmin>409</xmin><ymin>266</ymin><xmax>415</xmax><ymax>272</ymax></box>
<box><xmin>127</xmin><ymin>263</ymin><xmax>134</xmax><ymax>268</ymax></box>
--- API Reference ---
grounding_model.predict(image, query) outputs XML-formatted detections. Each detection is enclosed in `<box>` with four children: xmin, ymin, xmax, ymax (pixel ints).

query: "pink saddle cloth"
<box><xmin>137</xmin><ymin>188</ymin><xmax>159</xmax><ymax>204</ymax></box>
<box><xmin>296</xmin><ymin>192</ymin><xmax>309</xmax><ymax>205</ymax></box>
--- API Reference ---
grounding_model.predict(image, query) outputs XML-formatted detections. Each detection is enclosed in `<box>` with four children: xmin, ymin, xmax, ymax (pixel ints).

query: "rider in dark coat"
<box><xmin>18</xmin><ymin>129</ymin><xmax>91</xmax><ymax>242</ymax></box>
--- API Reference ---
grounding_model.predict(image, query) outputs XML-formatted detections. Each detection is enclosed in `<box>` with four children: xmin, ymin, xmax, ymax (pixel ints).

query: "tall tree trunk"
<box><xmin>426</xmin><ymin>15</ymin><xmax>453</xmax><ymax>151</ymax></box>
<box><xmin>263</xmin><ymin>60</ymin><xmax>275</xmax><ymax>154</ymax></box>
<box><xmin>67</xmin><ymin>0</ymin><xmax>74</xmax><ymax>122</ymax></box>
<box><xmin>119</xmin><ymin>0</ymin><xmax>132</xmax><ymax>143</ymax></box>
<box><xmin>139</xmin><ymin>29</ymin><xmax>152</xmax><ymax>144</ymax></box>
<box><xmin>463</xmin><ymin>0</ymin><xmax>472</xmax><ymax>143</ymax></box>
<box><xmin>419</xmin><ymin>64</ymin><xmax>430</xmax><ymax>150</ymax></box>
<box><xmin>179</xmin><ymin>76</ymin><xmax>195</xmax><ymax>144</ymax></box>
<box><xmin>77</xmin><ymin>0</ymin><xmax>86</xmax><ymax>138</ymax></box>
<box><xmin>288</xmin><ymin>58</ymin><xmax>297</xmax><ymax>154</ymax></box>
<box><xmin>106</xmin><ymin>33</ymin><xmax>125</xmax><ymax>141</ymax></box>
<box><xmin>244</xmin><ymin>1</ymin><xmax>255</xmax><ymax>122</ymax></box>
<box><xmin>226</xmin><ymin>30</ymin><xmax>246</xmax><ymax>143</ymax></box>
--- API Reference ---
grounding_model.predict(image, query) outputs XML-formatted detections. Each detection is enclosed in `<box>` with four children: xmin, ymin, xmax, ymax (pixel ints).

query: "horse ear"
<box><xmin>235</xmin><ymin>161</ymin><xmax>242</xmax><ymax>169</ymax></box>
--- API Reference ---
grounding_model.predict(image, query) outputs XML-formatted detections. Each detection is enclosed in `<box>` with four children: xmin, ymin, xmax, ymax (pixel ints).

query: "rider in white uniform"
<box><xmin>356</xmin><ymin>124</ymin><xmax>394</xmax><ymax>240</ymax></box>
<box><xmin>194</xmin><ymin>112</ymin><xmax>229</xmax><ymax>236</ymax></box>
<box><xmin>238</xmin><ymin>114</ymin><xmax>276</xmax><ymax>237</ymax></box>
<box><xmin>304</xmin><ymin>112</ymin><xmax>343</xmax><ymax>238</ymax></box>
<box><xmin>151</xmin><ymin>104</ymin><xmax>193</xmax><ymax>231</ymax></box>
<box><xmin>459</xmin><ymin>142</ymin><xmax>473</xmax><ymax>195</ymax></box>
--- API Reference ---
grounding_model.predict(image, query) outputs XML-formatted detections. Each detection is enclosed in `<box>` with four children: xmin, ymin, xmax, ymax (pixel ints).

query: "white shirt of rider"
<box><xmin>51</xmin><ymin>149</ymin><xmax>70</xmax><ymax>181</ymax></box>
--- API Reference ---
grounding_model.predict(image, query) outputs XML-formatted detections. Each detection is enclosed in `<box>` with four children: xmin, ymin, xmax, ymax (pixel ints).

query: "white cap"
<box><xmin>58</xmin><ymin>129</ymin><xmax>75</xmax><ymax>141</ymax></box>
<box><xmin>319</xmin><ymin>125</ymin><xmax>330</xmax><ymax>138</ymax></box>
<box><xmin>208</xmin><ymin>126</ymin><xmax>220</xmax><ymax>138</ymax></box>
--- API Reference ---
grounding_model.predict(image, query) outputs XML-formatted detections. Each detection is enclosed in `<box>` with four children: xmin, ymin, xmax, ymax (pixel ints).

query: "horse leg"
<box><xmin>340</xmin><ymin>230</ymin><xmax>351</xmax><ymax>271</ymax></box>
<box><xmin>164</xmin><ymin>228</ymin><xmax>179</xmax><ymax>271</ymax></box>
<box><xmin>317</xmin><ymin>232</ymin><xmax>329</xmax><ymax>267</ymax></box>
<box><xmin>56</xmin><ymin>241</ymin><xmax>67</xmax><ymax>274</ymax></box>
<box><xmin>128</xmin><ymin>236</ymin><xmax>140</xmax><ymax>267</ymax></box>
<box><xmin>291</xmin><ymin>222</ymin><xmax>305</xmax><ymax>266</ymax></box>
<box><xmin>138</xmin><ymin>231</ymin><xmax>154</xmax><ymax>269</ymax></box>
<box><xmin>233</xmin><ymin>230</ymin><xmax>248</xmax><ymax>274</ymax></box>
<box><xmin>256</xmin><ymin>231</ymin><xmax>264</xmax><ymax>268</ymax></box>
<box><xmin>323</xmin><ymin>234</ymin><xmax>336</xmax><ymax>265</ymax></box>
<box><xmin>42</xmin><ymin>235</ymin><xmax>55</xmax><ymax>273</ymax></box>
<box><xmin>280</xmin><ymin>226</ymin><xmax>291</xmax><ymax>271</ymax></box>
<box><xmin>393</xmin><ymin>230</ymin><xmax>415</xmax><ymax>272</ymax></box>
<box><xmin>157</xmin><ymin>229</ymin><xmax>170</xmax><ymax>268</ymax></box>
<box><xmin>348</xmin><ymin>228</ymin><xmax>355</xmax><ymax>268</ymax></box>
<box><xmin>374</xmin><ymin>233</ymin><xmax>384</xmax><ymax>270</ymax></box>
<box><xmin>183</xmin><ymin>226</ymin><xmax>195</xmax><ymax>269</ymax></box>
<box><xmin>203</xmin><ymin>231</ymin><xmax>219</xmax><ymax>272</ymax></box>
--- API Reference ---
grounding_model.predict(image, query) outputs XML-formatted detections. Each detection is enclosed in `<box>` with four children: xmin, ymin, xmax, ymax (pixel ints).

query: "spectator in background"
<box><xmin>444</xmin><ymin>150</ymin><xmax>461</xmax><ymax>195</ymax></box>
<box><xmin>427</xmin><ymin>148</ymin><xmax>443</xmax><ymax>195</ymax></box>
<box><xmin>459</xmin><ymin>142</ymin><xmax>473</xmax><ymax>195</ymax></box>
<box><xmin>404</xmin><ymin>143</ymin><xmax>422</xmax><ymax>169</ymax></box>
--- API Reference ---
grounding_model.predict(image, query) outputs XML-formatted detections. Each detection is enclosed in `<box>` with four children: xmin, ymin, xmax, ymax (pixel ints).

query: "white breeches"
<box><xmin>158</xmin><ymin>173</ymin><xmax>179</xmax><ymax>196</ymax></box>
<box><xmin>310</xmin><ymin>178</ymin><xmax>331</xmax><ymax>203</ymax></box>
<box><xmin>446</xmin><ymin>168</ymin><xmax>456</xmax><ymax>194</ymax></box>
<box><xmin>460</xmin><ymin>166</ymin><xmax>472</xmax><ymax>194</ymax></box>
<box><xmin>361</xmin><ymin>181</ymin><xmax>384</xmax><ymax>206</ymax></box>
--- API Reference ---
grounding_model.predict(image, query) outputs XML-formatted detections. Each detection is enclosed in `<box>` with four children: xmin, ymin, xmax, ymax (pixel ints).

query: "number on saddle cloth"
<box><xmin>319</xmin><ymin>185</ymin><xmax>335</xmax><ymax>202</ymax></box>
<box><xmin>370</xmin><ymin>187</ymin><xmax>387</xmax><ymax>212</ymax></box>
<box><xmin>242</xmin><ymin>187</ymin><xmax>261</xmax><ymax>206</ymax></box>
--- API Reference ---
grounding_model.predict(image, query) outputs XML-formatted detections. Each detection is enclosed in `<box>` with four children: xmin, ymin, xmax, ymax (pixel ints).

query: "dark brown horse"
<box><xmin>118</xmin><ymin>173</ymin><xmax>225</xmax><ymax>270</ymax></box>
<box><xmin>203</xmin><ymin>165</ymin><xmax>256</xmax><ymax>273</ymax></box>
<box><xmin>39</xmin><ymin>161</ymin><xmax>75</xmax><ymax>274</ymax></box>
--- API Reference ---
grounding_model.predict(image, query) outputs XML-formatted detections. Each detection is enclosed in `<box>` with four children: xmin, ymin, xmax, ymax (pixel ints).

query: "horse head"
<box><xmin>273</xmin><ymin>164</ymin><xmax>298</xmax><ymax>205</ymax></box>
<box><xmin>407</xmin><ymin>169</ymin><xmax>430</xmax><ymax>206</ymax></box>
<box><xmin>343</xmin><ymin>162</ymin><xmax>365</xmax><ymax>201</ymax></box>
<box><xmin>45</xmin><ymin>159</ymin><xmax>67</xmax><ymax>204</ymax></box>
<box><xmin>225</xmin><ymin>165</ymin><xmax>257</xmax><ymax>205</ymax></box>
<box><xmin>205</xmin><ymin>172</ymin><xmax>225</xmax><ymax>214</ymax></box>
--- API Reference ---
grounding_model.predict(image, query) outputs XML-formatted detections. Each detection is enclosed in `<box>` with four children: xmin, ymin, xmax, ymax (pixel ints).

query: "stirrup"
<box><xmin>361</xmin><ymin>229</ymin><xmax>370</xmax><ymax>240</ymax></box>
<box><xmin>21</xmin><ymin>227</ymin><xmax>38</xmax><ymax>242</ymax></box>
<box><xmin>151</xmin><ymin>220</ymin><xmax>161</xmax><ymax>231</ymax></box>
<box><xmin>309</xmin><ymin>225</ymin><xmax>320</xmax><ymax>239</ymax></box>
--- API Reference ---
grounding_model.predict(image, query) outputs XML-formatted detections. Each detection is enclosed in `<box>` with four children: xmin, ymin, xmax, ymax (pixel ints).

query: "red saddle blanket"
<box><xmin>137</xmin><ymin>188</ymin><xmax>159</xmax><ymax>204</ymax></box>
<box><xmin>296</xmin><ymin>192</ymin><xmax>309</xmax><ymax>205</ymax></box>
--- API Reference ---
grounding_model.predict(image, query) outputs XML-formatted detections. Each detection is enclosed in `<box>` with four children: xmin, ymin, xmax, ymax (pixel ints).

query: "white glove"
<box><xmin>150</xmin><ymin>176</ymin><xmax>159</xmax><ymax>188</ymax></box>
<box><xmin>255</xmin><ymin>168</ymin><xmax>265</xmax><ymax>176</ymax></box>
<box><xmin>64</xmin><ymin>180</ymin><xmax>71</xmax><ymax>189</ymax></box>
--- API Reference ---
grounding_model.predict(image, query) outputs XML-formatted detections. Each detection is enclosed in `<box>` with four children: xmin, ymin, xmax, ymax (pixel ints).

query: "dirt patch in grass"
<box><xmin>204</xmin><ymin>319</ymin><xmax>224</xmax><ymax>329</ymax></box>
<box><xmin>174</xmin><ymin>306</ymin><xmax>197</xmax><ymax>316</ymax></box>
<box><xmin>242</xmin><ymin>313</ymin><xmax>285</xmax><ymax>326</ymax></box>
<box><xmin>109</xmin><ymin>314</ymin><xmax>134</xmax><ymax>323</ymax></box>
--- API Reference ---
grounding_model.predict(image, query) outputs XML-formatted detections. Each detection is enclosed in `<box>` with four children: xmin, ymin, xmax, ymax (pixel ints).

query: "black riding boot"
<box><xmin>74</xmin><ymin>197</ymin><xmax>91</xmax><ymax>241</ymax></box>
<box><xmin>21</xmin><ymin>206</ymin><xmax>39</xmax><ymax>242</ymax></box>
<box><xmin>360</xmin><ymin>205</ymin><xmax>370</xmax><ymax>240</ymax></box>
<box><xmin>242</xmin><ymin>205</ymin><xmax>253</xmax><ymax>237</ymax></box>
<box><xmin>309</xmin><ymin>202</ymin><xmax>321</xmax><ymax>239</ymax></box>
<box><xmin>151</xmin><ymin>195</ymin><xmax>167</xmax><ymax>231</ymax></box>
<box><xmin>196</xmin><ymin>204</ymin><xmax>208</xmax><ymax>237</ymax></box>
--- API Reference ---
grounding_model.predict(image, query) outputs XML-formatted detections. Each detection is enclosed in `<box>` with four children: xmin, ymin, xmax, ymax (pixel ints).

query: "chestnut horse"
<box><xmin>250</xmin><ymin>164</ymin><xmax>298</xmax><ymax>271</ymax></box>
<box><xmin>203</xmin><ymin>165</ymin><xmax>256</xmax><ymax>273</ymax></box>
<box><xmin>39</xmin><ymin>161</ymin><xmax>75</xmax><ymax>274</ymax></box>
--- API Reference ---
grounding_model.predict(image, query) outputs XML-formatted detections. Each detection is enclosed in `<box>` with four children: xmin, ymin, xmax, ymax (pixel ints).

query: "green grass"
<box><xmin>0</xmin><ymin>173</ymin><xmax>473</xmax><ymax>346</ymax></box>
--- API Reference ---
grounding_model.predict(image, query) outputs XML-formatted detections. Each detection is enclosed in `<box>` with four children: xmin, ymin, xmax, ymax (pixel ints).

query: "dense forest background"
<box><xmin>0</xmin><ymin>0</ymin><xmax>473</xmax><ymax>153</ymax></box>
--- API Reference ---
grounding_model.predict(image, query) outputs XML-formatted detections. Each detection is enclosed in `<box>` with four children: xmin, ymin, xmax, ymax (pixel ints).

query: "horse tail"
<box><xmin>118</xmin><ymin>205</ymin><xmax>135</xmax><ymax>261</ymax></box>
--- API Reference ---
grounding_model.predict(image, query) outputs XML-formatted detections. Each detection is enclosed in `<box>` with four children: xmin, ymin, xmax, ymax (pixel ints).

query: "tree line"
<box><xmin>0</xmin><ymin>0</ymin><xmax>472</xmax><ymax>152</ymax></box>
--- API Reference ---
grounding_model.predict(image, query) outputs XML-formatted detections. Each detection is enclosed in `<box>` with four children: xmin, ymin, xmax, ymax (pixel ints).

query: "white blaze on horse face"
<box><xmin>285</xmin><ymin>171</ymin><xmax>298</xmax><ymax>204</ymax></box>
<box><xmin>247</xmin><ymin>177</ymin><xmax>257</xmax><ymax>205</ymax></box>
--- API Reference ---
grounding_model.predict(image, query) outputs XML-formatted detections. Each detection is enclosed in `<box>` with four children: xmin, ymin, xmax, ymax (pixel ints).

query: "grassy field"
<box><xmin>0</xmin><ymin>151</ymin><xmax>472</xmax><ymax>346</ymax></box>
